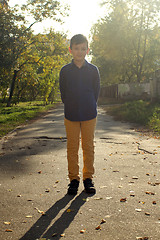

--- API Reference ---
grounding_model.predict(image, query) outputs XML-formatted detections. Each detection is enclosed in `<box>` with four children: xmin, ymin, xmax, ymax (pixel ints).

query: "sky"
<box><xmin>9</xmin><ymin>0</ymin><xmax>106</xmax><ymax>40</ymax></box>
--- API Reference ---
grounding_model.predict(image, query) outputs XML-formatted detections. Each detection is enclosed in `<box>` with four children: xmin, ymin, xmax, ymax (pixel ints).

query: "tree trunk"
<box><xmin>7</xmin><ymin>70</ymin><xmax>19</xmax><ymax>107</ymax></box>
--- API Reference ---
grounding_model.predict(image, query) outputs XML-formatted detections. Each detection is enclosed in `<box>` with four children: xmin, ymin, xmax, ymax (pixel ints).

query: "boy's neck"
<box><xmin>73</xmin><ymin>59</ymin><xmax>85</xmax><ymax>68</ymax></box>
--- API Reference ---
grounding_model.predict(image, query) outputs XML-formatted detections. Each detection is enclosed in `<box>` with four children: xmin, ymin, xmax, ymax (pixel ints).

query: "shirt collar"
<box><xmin>71</xmin><ymin>59</ymin><xmax>89</xmax><ymax>69</ymax></box>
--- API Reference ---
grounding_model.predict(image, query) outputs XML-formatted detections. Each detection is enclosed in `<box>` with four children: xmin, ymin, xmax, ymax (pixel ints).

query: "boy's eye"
<box><xmin>73</xmin><ymin>46</ymin><xmax>87</xmax><ymax>51</ymax></box>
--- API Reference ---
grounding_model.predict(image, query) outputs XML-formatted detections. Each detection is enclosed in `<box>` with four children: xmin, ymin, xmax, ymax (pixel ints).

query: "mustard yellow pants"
<box><xmin>64</xmin><ymin>118</ymin><xmax>96</xmax><ymax>181</ymax></box>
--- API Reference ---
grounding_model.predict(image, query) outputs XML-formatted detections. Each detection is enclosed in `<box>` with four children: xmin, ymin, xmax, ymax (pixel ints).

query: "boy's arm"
<box><xmin>93</xmin><ymin>67</ymin><xmax>100</xmax><ymax>102</ymax></box>
<box><xmin>59</xmin><ymin>68</ymin><xmax>65</xmax><ymax>103</ymax></box>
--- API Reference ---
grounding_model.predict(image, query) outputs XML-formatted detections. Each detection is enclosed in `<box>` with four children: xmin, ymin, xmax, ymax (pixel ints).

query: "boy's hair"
<box><xmin>70</xmin><ymin>34</ymin><xmax>88</xmax><ymax>49</ymax></box>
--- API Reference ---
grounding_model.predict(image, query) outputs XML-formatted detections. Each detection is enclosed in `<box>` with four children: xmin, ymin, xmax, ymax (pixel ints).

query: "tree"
<box><xmin>0</xmin><ymin>0</ymin><xmax>69</xmax><ymax>106</ymax></box>
<box><xmin>90</xmin><ymin>0</ymin><xmax>160</xmax><ymax>85</ymax></box>
<box><xmin>0</xmin><ymin>3</ymin><xmax>25</xmax><ymax>101</ymax></box>
<box><xmin>11</xmin><ymin>30</ymin><xmax>70</xmax><ymax>104</ymax></box>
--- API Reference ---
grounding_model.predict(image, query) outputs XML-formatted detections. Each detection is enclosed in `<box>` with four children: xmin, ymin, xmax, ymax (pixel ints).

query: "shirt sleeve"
<box><xmin>93</xmin><ymin>67</ymin><xmax>100</xmax><ymax>102</ymax></box>
<box><xmin>59</xmin><ymin>67</ymin><xmax>65</xmax><ymax>103</ymax></box>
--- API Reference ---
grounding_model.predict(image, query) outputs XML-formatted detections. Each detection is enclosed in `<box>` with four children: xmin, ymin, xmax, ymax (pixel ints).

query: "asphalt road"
<box><xmin>0</xmin><ymin>104</ymin><xmax>160</xmax><ymax>240</ymax></box>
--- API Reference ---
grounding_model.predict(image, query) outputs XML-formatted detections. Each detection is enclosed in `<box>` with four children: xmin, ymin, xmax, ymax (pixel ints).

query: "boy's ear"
<box><xmin>69</xmin><ymin>47</ymin><xmax>72</xmax><ymax>53</ymax></box>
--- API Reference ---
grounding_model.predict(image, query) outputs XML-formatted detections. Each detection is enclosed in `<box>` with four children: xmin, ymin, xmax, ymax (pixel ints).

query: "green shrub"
<box><xmin>149</xmin><ymin>107</ymin><xmax>160</xmax><ymax>133</ymax></box>
<box><xmin>0</xmin><ymin>101</ymin><xmax>57</xmax><ymax>138</ymax></box>
<box><xmin>107</xmin><ymin>100</ymin><xmax>160</xmax><ymax>134</ymax></box>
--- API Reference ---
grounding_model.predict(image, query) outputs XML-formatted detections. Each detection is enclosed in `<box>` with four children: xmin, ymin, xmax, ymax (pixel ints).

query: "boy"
<box><xmin>59</xmin><ymin>34</ymin><xmax>100</xmax><ymax>195</ymax></box>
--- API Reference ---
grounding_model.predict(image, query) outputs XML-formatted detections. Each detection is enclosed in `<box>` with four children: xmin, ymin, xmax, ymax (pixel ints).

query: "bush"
<box><xmin>106</xmin><ymin>100</ymin><xmax>160</xmax><ymax>134</ymax></box>
<box><xmin>0</xmin><ymin>101</ymin><xmax>57</xmax><ymax>138</ymax></box>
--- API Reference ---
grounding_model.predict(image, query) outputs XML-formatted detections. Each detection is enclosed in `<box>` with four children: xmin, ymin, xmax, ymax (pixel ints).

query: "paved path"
<box><xmin>0</xmin><ymin>104</ymin><xmax>160</xmax><ymax>240</ymax></box>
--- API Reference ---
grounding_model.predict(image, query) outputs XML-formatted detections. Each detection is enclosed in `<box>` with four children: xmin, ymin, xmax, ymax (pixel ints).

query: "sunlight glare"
<box><xmin>9</xmin><ymin>0</ymin><xmax>106</xmax><ymax>39</ymax></box>
<box><xmin>62</xmin><ymin>0</ymin><xmax>106</xmax><ymax>38</ymax></box>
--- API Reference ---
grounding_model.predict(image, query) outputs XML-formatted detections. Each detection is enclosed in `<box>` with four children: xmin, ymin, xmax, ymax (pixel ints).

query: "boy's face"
<box><xmin>69</xmin><ymin>42</ymin><xmax>89</xmax><ymax>63</ymax></box>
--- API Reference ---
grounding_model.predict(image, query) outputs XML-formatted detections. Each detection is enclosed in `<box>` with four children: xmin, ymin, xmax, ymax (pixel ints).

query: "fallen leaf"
<box><xmin>136</xmin><ymin>238</ymin><xmax>149</xmax><ymax>240</ymax></box>
<box><xmin>52</xmin><ymin>233</ymin><xmax>58</xmax><ymax>237</ymax></box>
<box><xmin>132</xmin><ymin>176</ymin><xmax>139</xmax><ymax>179</ymax></box>
<box><xmin>45</xmin><ymin>189</ymin><xmax>50</xmax><ymax>193</ymax></box>
<box><xmin>35</xmin><ymin>207</ymin><xmax>46</xmax><ymax>215</ymax></box>
<box><xmin>60</xmin><ymin>233</ymin><xmax>65</xmax><ymax>237</ymax></box>
<box><xmin>5</xmin><ymin>229</ymin><xmax>13</xmax><ymax>232</ymax></box>
<box><xmin>55</xmin><ymin>180</ymin><xmax>59</xmax><ymax>183</ymax></box>
<box><xmin>135</xmin><ymin>209</ymin><xmax>142</xmax><ymax>212</ymax></box>
<box><xmin>152</xmin><ymin>201</ymin><xmax>156</xmax><ymax>205</ymax></box>
<box><xmin>101</xmin><ymin>219</ymin><xmax>106</xmax><ymax>224</ymax></box>
<box><xmin>130</xmin><ymin>194</ymin><xmax>135</xmax><ymax>197</ymax></box>
<box><xmin>38</xmin><ymin>171</ymin><xmax>42</xmax><ymax>174</ymax></box>
<box><xmin>120</xmin><ymin>198</ymin><xmax>127</xmax><ymax>202</ymax></box>
<box><xmin>95</xmin><ymin>225</ymin><xmax>101</xmax><ymax>230</ymax></box>
<box><xmin>83</xmin><ymin>198</ymin><xmax>89</xmax><ymax>202</ymax></box>
<box><xmin>4</xmin><ymin>222</ymin><xmax>11</xmax><ymax>225</ymax></box>
<box><xmin>94</xmin><ymin>197</ymin><xmax>103</xmax><ymax>200</ymax></box>
<box><xmin>66</xmin><ymin>209</ymin><xmax>74</xmax><ymax>213</ymax></box>
<box><xmin>100</xmin><ymin>186</ymin><xmax>107</xmax><ymax>188</ymax></box>
<box><xmin>145</xmin><ymin>191</ymin><xmax>155</xmax><ymax>195</ymax></box>
<box><xmin>25</xmin><ymin>215</ymin><xmax>32</xmax><ymax>218</ymax></box>
<box><xmin>17</xmin><ymin>194</ymin><xmax>22</xmax><ymax>197</ymax></box>
<box><xmin>80</xmin><ymin>229</ymin><xmax>86</xmax><ymax>233</ymax></box>
<box><xmin>139</xmin><ymin>201</ymin><xmax>145</xmax><ymax>204</ymax></box>
<box><xmin>145</xmin><ymin>212</ymin><xmax>150</xmax><ymax>216</ymax></box>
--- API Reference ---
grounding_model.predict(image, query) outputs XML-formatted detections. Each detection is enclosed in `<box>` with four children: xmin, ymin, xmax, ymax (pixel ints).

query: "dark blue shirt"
<box><xmin>59</xmin><ymin>60</ymin><xmax>100</xmax><ymax>121</ymax></box>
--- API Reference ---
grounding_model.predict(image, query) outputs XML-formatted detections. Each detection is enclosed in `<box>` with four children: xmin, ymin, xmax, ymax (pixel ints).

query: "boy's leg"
<box><xmin>64</xmin><ymin>118</ymin><xmax>81</xmax><ymax>181</ymax></box>
<box><xmin>81</xmin><ymin>118</ymin><xmax>96</xmax><ymax>180</ymax></box>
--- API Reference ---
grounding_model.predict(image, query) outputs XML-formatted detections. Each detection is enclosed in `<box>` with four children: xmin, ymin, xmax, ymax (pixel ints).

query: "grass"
<box><xmin>0</xmin><ymin>101</ymin><xmax>59</xmax><ymax>138</ymax></box>
<box><xmin>102</xmin><ymin>100</ymin><xmax>160</xmax><ymax>135</ymax></box>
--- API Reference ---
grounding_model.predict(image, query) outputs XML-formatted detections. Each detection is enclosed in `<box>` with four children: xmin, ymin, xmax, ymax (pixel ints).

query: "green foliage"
<box><xmin>0</xmin><ymin>2</ymin><xmax>70</xmax><ymax>106</ymax></box>
<box><xmin>91</xmin><ymin>0</ymin><xmax>160</xmax><ymax>86</ymax></box>
<box><xmin>0</xmin><ymin>101</ymin><xmax>57</xmax><ymax>138</ymax></box>
<box><xmin>108</xmin><ymin>100</ymin><xmax>160</xmax><ymax>134</ymax></box>
<box><xmin>149</xmin><ymin>107</ymin><xmax>160</xmax><ymax>133</ymax></box>
<box><xmin>113</xmin><ymin>100</ymin><xmax>153</xmax><ymax>124</ymax></box>
<box><xmin>12</xmin><ymin>30</ymin><xmax>70</xmax><ymax>104</ymax></box>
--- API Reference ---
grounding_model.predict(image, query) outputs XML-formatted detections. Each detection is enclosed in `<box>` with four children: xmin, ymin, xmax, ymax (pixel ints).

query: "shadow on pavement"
<box><xmin>19</xmin><ymin>191</ymin><xmax>94</xmax><ymax>240</ymax></box>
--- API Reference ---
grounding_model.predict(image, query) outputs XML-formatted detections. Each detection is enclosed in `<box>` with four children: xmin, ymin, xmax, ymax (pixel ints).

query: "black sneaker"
<box><xmin>67</xmin><ymin>179</ymin><xmax>79</xmax><ymax>195</ymax></box>
<box><xmin>83</xmin><ymin>178</ymin><xmax>96</xmax><ymax>194</ymax></box>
